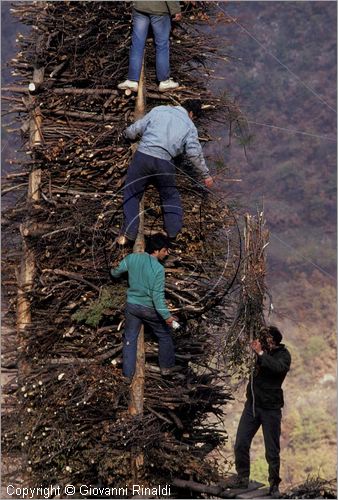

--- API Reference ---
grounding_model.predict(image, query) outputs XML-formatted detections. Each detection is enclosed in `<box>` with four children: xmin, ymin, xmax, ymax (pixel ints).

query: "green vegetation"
<box><xmin>250</xmin><ymin>449</ymin><xmax>268</xmax><ymax>484</ymax></box>
<box><xmin>303</xmin><ymin>336</ymin><xmax>328</xmax><ymax>362</ymax></box>
<box><xmin>72</xmin><ymin>285</ymin><xmax>125</xmax><ymax>327</ymax></box>
<box><xmin>287</xmin><ymin>406</ymin><xmax>335</xmax><ymax>451</ymax></box>
<box><xmin>282</xmin><ymin>447</ymin><xmax>336</xmax><ymax>486</ymax></box>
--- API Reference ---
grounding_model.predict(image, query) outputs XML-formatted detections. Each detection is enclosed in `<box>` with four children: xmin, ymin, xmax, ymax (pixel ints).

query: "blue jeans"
<box><xmin>122</xmin><ymin>151</ymin><xmax>183</xmax><ymax>240</ymax></box>
<box><xmin>128</xmin><ymin>9</ymin><xmax>171</xmax><ymax>82</ymax></box>
<box><xmin>123</xmin><ymin>302</ymin><xmax>175</xmax><ymax>378</ymax></box>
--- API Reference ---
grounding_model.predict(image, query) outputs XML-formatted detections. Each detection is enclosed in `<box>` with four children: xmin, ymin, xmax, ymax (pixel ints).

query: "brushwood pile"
<box><xmin>2</xmin><ymin>1</ymin><xmax>247</xmax><ymax>495</ymax></box>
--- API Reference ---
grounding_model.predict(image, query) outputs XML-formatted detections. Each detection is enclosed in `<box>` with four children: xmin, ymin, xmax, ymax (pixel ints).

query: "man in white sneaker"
<box><xmin>118</xmin><ymin>1</ymin><xmax>181</xmax><ymax>93</ymax></box>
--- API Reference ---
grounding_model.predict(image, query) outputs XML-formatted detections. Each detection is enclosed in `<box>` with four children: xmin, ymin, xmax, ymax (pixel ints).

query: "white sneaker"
<box><xmin>158</xmin><ymin>78</ymin><xmax>179</xmax><ymax>92</ymax></box>
<box><xmin>117</xmin><ymin>79</ymin><xmax>139</xmax><ymax>91</ymax></box>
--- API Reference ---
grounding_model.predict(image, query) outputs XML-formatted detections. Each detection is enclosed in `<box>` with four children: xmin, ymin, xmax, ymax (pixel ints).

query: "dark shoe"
<box><xmin>160</xmin><ymin>367</ymin><xmax>174</xmax><ymax>376</ymax></box>
<box><xmin>225</xmin><ymin>475</ymin><xmax>249</xmax><ymax>489</ymax></box>
<box><xmin>167</xmin><ymin>235</ymin><xmax>177</xmax><ymax>242</ymax></box>
<box><xmin>121</xmin><ymin>375</ymin><xmax>132</xmax><ymax>384</ymax></box>
<box><xmin>269</xmin><ymin>485</ymin><xmax>281</xmax><ymax>498</ymax></box>
<box><xmin>160</xmin><ymin>366</ymin><xmax>182</xmax><ymax>376</ymax></box>
<box><xmin>163</xmin><ymin>230</ymin><xmax>178</xmax><ymax>242</ymax></box>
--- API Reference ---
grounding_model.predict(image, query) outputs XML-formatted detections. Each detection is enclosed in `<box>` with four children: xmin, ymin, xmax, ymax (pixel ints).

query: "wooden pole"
<box><xmin>16</xmin><ymin>75</ymin><xmax>43</xmax><ymax>375</ymax></box>
<box><xmin>134</xmin><ymin>63</ymin><xmax>146</xmax><ymax>121</ymax></box>
<box><xmin>129</xmin><ymin>192</ymin><xmax>145</xmax><ymax>417</ymax></box>
<box><xmin>128</xmin><ymin>61</ymin><xmax>146</xmax><ymax>483</ymax></box>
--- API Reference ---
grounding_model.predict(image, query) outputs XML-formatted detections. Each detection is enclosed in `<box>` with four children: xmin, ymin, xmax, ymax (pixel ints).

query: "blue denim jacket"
<box><xmin>124</xmin><ymin>105</ymin><xmax>210</xmax><ymax>178</ymax></box>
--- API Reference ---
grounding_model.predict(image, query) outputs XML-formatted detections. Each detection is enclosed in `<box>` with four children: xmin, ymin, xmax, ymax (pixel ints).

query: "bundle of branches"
<box><xmin>284</xmin><ymin>477</ymin><xmax>337</xmax><ymax>499</ymax></box>
<box><xmin>223</xmin><ymin>211</ymin><xmax>270</xmax><ymax>374</ymax></box>
<box><xmin>2</xmin><ymin>1</ymin><xmax>246</xmax><ymax>494</ymax></box>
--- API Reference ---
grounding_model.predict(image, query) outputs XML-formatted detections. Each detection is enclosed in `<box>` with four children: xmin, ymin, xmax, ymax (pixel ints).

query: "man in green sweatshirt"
<box><xmin>118</xmin><ymin>1</ymin><xmax>182</xmax><ymax>92</ymax></box>
<box><xmin>111</xmin><ymin>233</ymin><xmax>176</xmax><ymax>379</ymax></box>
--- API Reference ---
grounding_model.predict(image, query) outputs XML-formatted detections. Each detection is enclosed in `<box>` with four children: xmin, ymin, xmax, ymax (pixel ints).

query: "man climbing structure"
<box><xmin>117</xmin><ymin>100</ymin><xmax>214</xmax><ymax>245</ymax></box>
<box><xmin>111</xmin><ymin>234</ymin><xmax>177</xmax><ymax>380</ymax></box>
<box><xmin>118</xmin><ymin>1</ymin><xmax>182</xmax><ymax>92</ymax></box>
<box><xmin>227</xmin><ymin>326</ymin><xmax>291</xmax><ymax>499</ymax></box>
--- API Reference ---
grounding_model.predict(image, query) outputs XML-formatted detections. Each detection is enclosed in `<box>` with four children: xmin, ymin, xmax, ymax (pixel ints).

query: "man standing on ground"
<box><xmin>118</xmin><ymin>1</ymin><xmax>182</xmax><ymax>92</ymax></box>
<box><xmin>117</xmin><ymin>100</ymin><xmax>214</xmax><ymax>246</ymax></box>
<box><xmin>111</xmin><ymin>234</ymin><xmax>176</xmax><ymax>379</ymax></box>
<box><xmin>228</xmin><ymin>326</ymin><xmax>291</xmax><ymax>499</ymax></box>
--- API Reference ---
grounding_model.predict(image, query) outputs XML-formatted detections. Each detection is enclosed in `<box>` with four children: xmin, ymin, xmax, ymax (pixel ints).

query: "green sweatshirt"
<box><xmin>111</xmin><ymin>252</ymin><xmax>171</xmax><ymax>320</ymax></box>
<box><xmin>133</xmin><ymin>1</ymin><xmax>181</xmax><ymax>16</ymax></box>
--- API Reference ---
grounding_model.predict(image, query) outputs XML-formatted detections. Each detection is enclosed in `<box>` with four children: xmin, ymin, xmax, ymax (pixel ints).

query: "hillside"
<box><xmin>210</xmin><ymin>1</ymin><xmax>336</xmax><ymax>489</ymax></box>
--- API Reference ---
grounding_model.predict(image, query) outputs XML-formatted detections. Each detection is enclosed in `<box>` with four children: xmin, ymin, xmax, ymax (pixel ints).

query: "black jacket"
<box><xmin>246</xmin><ymin>344</ymin><xmax>291</xmax><ymax>410</ymax></box>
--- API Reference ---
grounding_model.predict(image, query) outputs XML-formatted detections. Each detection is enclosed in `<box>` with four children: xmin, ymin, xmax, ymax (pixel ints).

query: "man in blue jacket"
<box><xmin>111</xmin><ymin>234</ymin><xmax>176</xmax><ymax>379</ymax></box>
<box><xmin>117</xmin><ymin>100</ymin><xmax>214</xmax><ymax>245</ymax></box>
<box><xmin>228</xmin><ymin>326</ymin><xmax>291</xmax><ymax>499</ymax></box>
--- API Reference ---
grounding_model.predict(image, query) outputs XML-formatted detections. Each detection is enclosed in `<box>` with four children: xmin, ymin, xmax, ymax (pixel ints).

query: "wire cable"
<box><xmin>217</xmin><ymin>4</ymin><xmax>337</xmax><ymax>114</ymax></box>
<box><xmin>270</xmin><ymin>233</ymin><xmax>335</xmax><ymax>281</ymax></box>
<box><xmin>246</xmin><ymin>120</ymin><xmax>337</xmax><ymax>142</ymax></box>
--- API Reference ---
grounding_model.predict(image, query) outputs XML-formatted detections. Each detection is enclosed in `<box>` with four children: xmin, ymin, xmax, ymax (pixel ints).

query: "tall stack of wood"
<box><xmin>2</xmin><ymin>1</ymin><xmax>254</xmax><ymax>495</ymax></box>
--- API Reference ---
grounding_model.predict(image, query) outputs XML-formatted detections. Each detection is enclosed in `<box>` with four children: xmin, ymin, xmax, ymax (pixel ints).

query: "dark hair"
<box><xmin>268</xmin><ymin>326</ymin><xmax>283</xmax><ymax>345</ymax></box>
<box><xmin>182</xmin><ymin>99</ymin><xmax>202</xmax><ymax>119</ymax></box>
<box><xmin>145</xmin><ymin>233</ymin><xmax>170</xmax><ymax>254</ymax></box>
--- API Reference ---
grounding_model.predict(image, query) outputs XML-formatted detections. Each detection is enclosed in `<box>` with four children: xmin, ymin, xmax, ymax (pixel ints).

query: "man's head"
<box><xmin>182</xmin><ymin>99</ymin><xmax>202</xmax><ymax>120</ymax></box>
<box><xmin>145</xmin><ymin>233</ymin><xmax>170</xmax><ymax>261</ymax></box>
<box><xmin>266</xmin><ymin>325</ymin><xmax>283</xmax><ymax>349</ymax></box>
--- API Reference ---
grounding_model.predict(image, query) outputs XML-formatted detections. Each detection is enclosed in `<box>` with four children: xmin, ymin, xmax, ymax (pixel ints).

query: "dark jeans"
<box><xmin>128</xmin><ymin>9</ymin><xmax>171</xmax><ymax>82</ymax></box>
<box><xmin>235</xmin><ymin>402</ymin><xmax>282</xmax><ymax>486</ymax></box>
<box><xmin>123</xmin><ymin>302</ymin><xmax>175</xmax><ymax>378</ymax></box>
<box><xmin>122</xmin><ymin>151</ymin><xmax>183</xmax><ymax>239</ymax></box>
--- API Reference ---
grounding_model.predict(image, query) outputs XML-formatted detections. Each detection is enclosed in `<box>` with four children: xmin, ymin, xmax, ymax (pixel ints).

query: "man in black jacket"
<box><xmin>228</xmin><ymin>326</ymin><xmax>291</xmax><ymax>499</ymax></box>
